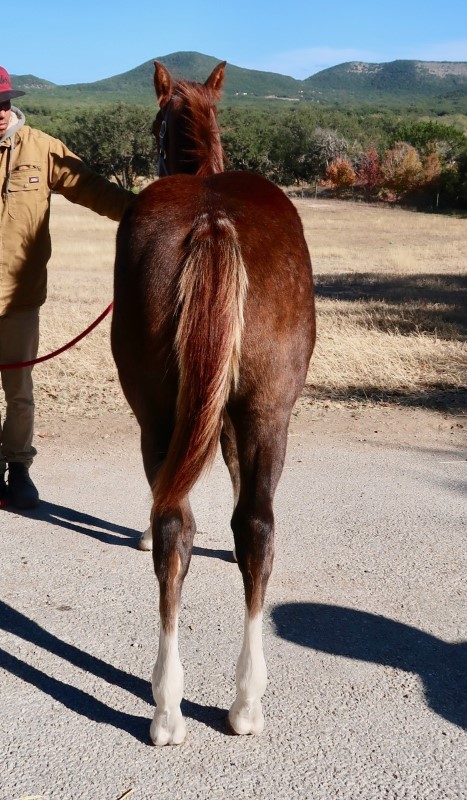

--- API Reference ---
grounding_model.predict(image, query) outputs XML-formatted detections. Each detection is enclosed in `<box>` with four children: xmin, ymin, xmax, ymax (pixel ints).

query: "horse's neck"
<box><xmin>201</xmin><ymin>146</ymin><xmax>223</xmax><ymax>176</ymax></box>
<box><xmin>183</xmin><ymin>102</ymin><xmax>224</xmax><ymax>176</ymax></box>
<box><xmin>199</xmin><ymin>129</ymin><xmax>224</xmax><ymax>176</ymax></box>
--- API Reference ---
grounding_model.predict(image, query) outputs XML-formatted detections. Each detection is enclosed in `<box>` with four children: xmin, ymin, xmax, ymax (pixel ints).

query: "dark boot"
<box><xmin>8</xmin><ymin>463</ymin><xmax>39</xmax><ymax>510</ymax></box>
<box><xmin>0</xmin><ymin>472</ymin><xmax>8</xmax><ymax>507</ymax></box>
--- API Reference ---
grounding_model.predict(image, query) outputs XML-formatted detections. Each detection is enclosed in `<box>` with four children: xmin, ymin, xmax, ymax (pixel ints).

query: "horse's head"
<box><xmin>152</xmin><ymin>61</ymin><xmax>226</xmax><ymax>177</ymax></box>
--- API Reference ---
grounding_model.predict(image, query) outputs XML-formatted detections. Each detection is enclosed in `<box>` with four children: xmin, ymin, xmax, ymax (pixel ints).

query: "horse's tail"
<box><xmin>152</xmin><ymin>212</ymin><xmax>248</xmax><ymax>512</ymax></box>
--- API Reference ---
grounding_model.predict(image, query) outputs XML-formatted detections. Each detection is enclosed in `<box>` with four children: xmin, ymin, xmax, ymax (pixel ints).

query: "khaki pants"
<box><xmin>0</xmin><ymin>308</ymin><xmax>39</xmax><ymax>472</ymax></box>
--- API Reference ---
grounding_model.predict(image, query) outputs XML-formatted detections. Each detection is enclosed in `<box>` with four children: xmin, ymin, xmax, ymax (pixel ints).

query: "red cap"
<box><xmin>0</xmin><ymin>66</ymin><xmax>26</xmax><ymax>101</ymax></box>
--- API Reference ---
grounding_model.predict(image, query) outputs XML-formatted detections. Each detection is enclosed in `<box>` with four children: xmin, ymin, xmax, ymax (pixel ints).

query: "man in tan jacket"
<box><xmin>0</xmin><ymin>66</ymin><xmax>134</xmax><ymax>509</ymax></box>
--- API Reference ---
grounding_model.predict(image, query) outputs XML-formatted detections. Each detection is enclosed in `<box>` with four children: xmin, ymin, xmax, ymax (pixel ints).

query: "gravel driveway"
<box><xmin>1</xmin><ymin>404</ymin><xmax>466</xmax><ymax>800</ymax></box>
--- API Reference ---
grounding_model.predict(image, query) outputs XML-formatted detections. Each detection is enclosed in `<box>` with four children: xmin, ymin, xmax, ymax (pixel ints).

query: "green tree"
<box><xmin>269</xmin><ymin>121</ymin><xmax>349</xmax><ymax>185</ymax></box>
<box><xmin>439</xmin><ymin>152</ymin><xmax>467</xmax><ymax>209</ymax></box>
<box><xmin>268</xmin><ymin>114</ymin><xmax>315</xmax><ymax>184</ymax></box>
<box><xmin>391</xmin><ymin>120</ymin><xmax>465</xmax><ymax>160</ymax></box>
<box><xmin>220</xmin><ymin>108</ymin><xmax>276</xmax><ymax>175</ymax></box>
<box><xmin>63</xmin><ymin>104</ymin><xmax>156</xmax><ymax>189</ymax></box>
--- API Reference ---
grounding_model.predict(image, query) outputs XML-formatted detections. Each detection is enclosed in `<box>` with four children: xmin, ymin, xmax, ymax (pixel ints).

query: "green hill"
<box><xmin>11</xmin><ymin>74</ymin><xmax>57</xmax><ymax>90</ymax></box>
<box><xmin>82</xmin><ymin>52</ymin><xmax>301</xmax><ymax>98</ymax></box>
<box><xmin>11</xmin><ymin>53</ymin><xmax>467</xmax><ymax>113</ymax></box>
<box><xmin>11</xmin><ymin>52</ymin><xmax>303</xmax><ymax>107</ymax></box>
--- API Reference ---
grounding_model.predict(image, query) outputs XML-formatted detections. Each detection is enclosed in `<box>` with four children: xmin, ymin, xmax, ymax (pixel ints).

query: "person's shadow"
<box><xmin>0</xmin><ymin>600</ymin><xmax>227</xmax><ymax>742</ymax></box>
<box><xmin>5</xmin><ymin>503</ymin><xmax>236</xmax><ymax>560</ymax></box>
<box><xmin>4</xmin><ymin>500</ymin><xmax>140</xmax><ymax>547</ymax></box>
<box><xmin>272</xmin><ymin>603</ymin><xmax>466</xmax><ymax>729</ymax></box>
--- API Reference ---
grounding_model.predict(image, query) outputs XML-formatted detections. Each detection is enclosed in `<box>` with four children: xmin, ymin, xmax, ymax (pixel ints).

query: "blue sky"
<box><xmin>5</xmin><ymin>0</ymin><xmax>467</xmax><ymax>84</ymax></box>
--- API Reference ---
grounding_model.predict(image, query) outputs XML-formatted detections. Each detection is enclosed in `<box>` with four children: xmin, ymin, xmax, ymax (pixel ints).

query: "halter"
<box><xmin>157</xmin><ymin>102</ymin><xmax>171</xmax><ymax>177</ymax></box>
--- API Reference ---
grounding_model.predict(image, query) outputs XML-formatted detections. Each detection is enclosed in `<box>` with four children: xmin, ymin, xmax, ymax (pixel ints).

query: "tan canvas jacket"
<box><xmin>0</xmin><ymin>110</ymin><xmax>134</xmax><ymax>315</ymax></box>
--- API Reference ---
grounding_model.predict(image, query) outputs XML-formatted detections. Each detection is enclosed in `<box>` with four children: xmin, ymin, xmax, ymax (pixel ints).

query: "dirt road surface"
<box><xmin>1</xmin><ymin>403</ymin><xmax>466</xmax><ymax>800</ymax></box>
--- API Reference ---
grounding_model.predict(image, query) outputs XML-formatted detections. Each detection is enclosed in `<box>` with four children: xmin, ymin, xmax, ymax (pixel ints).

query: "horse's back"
<box><xmin>121</xmin><ymin>171</ymin><xmax>308</xmax><ymax>260</ymax></box>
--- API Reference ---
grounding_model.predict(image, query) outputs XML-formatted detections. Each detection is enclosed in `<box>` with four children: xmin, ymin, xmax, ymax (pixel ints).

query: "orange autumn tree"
<box><xmin>325</xmin><ymin>157</ymin><xmax>357</xmax><ymax>193</ymax></box>
<box><xmin>422</xmin><ymin>152</ymin><xmax>442</xmax><ymax>187</ymax></box>
<box><xmin>381</xmin><ymin>142</ymin><xmax>423</xmax><ymax>198</ymax></box>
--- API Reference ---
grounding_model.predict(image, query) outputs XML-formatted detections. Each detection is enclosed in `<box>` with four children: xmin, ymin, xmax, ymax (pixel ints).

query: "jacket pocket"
<box><xmin>7</xmin><ymin>165</ymin><xmax>42</xmax><ymax>220</ymax></box>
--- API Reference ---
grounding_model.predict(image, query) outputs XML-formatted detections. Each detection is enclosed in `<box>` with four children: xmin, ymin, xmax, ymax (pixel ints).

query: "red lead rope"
<box><xmin>0</xmin><ymin>303</ymin><xmax>114</xmax><ymax>370</ymax></box>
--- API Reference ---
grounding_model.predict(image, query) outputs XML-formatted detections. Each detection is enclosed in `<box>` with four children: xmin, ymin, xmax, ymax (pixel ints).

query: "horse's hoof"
<box><xmin>150</xmin><ymin>710</ymin><xmax>186</xmax><ymax>746</ymax></box>
<box><xmin>227</xmin><ymin>699</ymin><xmax>265</xmax><ymax>735</ymax></box>
<box><xmin>138</xmin><ymin>525</ymin><xmax>153</xmax><ymax>551</ymax></box>
<box><xmin>225</xmin><ymin>715</ymin><xmax>240</xmax><ymax>736</ymax></box>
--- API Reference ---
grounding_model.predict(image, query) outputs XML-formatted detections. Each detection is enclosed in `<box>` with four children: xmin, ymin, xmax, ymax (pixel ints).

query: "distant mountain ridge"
<box><xmin>11</xmin><ymin>52</ymin><xmax>467</xmax><ymax>111</ymax></box>
<box><xmin>307</xmin><ymin>60</ymin><xmax>467</xmax><ymax>96</ymax></box>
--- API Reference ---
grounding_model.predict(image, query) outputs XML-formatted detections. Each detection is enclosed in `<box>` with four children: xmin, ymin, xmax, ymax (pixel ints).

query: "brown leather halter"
<box><xmin>157</xmin><ymin>102</ymin><xmax>171</xmax><ymax>177</ymax></box>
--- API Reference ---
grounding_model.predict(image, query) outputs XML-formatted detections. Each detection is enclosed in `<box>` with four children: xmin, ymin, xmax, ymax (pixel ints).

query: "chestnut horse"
<box><xmin>111</xmin><ymin>61</ymin><xmax>315</xmax><ymax>745</ymax></box>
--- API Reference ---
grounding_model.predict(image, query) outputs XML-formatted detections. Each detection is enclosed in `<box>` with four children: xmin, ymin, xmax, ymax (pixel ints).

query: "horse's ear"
<box><xmin>154</xmin><ymin>61</ymin><xmax>173</xmax><ymax>107</ymax></box>
<box><xmin>204</xmin><ymin>61</ymin><xmax>227</xmax><ymax>99</ymax></box>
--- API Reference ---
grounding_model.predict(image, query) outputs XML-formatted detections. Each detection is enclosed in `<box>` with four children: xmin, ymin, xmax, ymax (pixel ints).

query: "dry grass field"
<box><xmin>8</xmin><ymin>193</ymin><xmax>466</xmax><ymax>419</ymax></box>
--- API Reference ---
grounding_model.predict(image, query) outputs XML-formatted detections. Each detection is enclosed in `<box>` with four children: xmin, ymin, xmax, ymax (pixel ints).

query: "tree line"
<box><xmin>24</xmin><ymin>101</ymin><xmax>467</xmax><ymax>209</ymax></box>
<box><xmin>220</xmin><ymin>107</ymin><xmax>467</xmax><ymax>208</ymax></box>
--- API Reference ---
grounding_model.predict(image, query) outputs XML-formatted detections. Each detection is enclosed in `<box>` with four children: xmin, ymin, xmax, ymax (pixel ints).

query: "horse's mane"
<box><xmin>173</xmin><ymin>79</ymin><xmax>224</xmax><ymax>175</ymax></box>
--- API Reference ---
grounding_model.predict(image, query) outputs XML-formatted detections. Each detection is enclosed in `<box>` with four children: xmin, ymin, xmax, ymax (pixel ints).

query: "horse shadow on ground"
<box><xmin>272</xmin><ymin>603</ymin><xmax>467</xmax><ymax>730</ymax></box>
<box><xmin>4</xmin><ymin>501</ymin><xmax>140</xmax><ymax>548</ymax></box>
<box><xmin>192</xmin><ymin>544</ymin><xmax>234</xmax><ymax>562</ymax></box>
<box><xmin>0</xmin><ymin>601</ymin><xmax>228</xmax><ymax>743</ymax></box>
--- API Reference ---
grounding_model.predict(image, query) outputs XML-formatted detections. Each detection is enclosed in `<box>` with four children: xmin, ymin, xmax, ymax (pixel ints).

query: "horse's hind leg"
<box><xmin>138</xmin><ymin>420</ymin><xmax>196</xmax><ymax>745</ymax></box>
<box><xmin>221</xmin><ymin>412</ymin><xmax>240</xmax><ymax>561</ymax></box>
<box><xmin>227</xmin><ymin>411</ymin><xmax>289</xmax><ymax>735</ymax></box>
<box><xmin>221</xmin><ymin>412</ymin><xmax>240</xmax><ymax>505</ymax></box>
<box><xmin>150</xmin><ymin>496</ymin><xmax>195</xmax><ymax>745</ymax></box>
